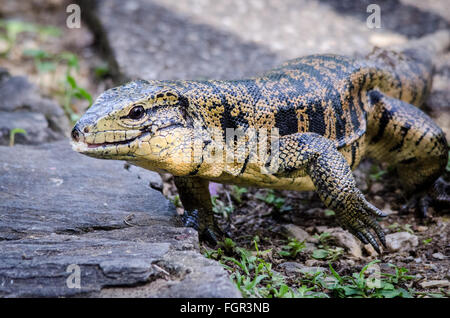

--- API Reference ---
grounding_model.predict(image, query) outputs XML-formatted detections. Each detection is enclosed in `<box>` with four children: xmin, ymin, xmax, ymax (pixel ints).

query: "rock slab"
<box><xmin>0</xmin><ymin>68</ymin><xmax>69</xmax><ymax>146</ymax></box>
<box><xmin>385</xmin><ymin>232</ymin><xmax>419</xmax><ymax>253</ymax></box>
<box><xmin>80</xmin><ymin>0</ymin><xmax>449</xmax><ymax>83</ymax></box>
<box><xmin>0</xmin><ymin>141</ymin><xmax>239</xmax><ymax>297</ymax></box>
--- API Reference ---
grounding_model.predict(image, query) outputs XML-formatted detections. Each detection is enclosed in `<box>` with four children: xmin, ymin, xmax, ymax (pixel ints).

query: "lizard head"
<box><xmin>71</xmin><ymin>80</ymin><xmax>194</xmax><ymax>173</ymax></box>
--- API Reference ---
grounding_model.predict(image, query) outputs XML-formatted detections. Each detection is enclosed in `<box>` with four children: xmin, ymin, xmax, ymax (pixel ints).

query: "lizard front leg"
<box><xmin>173</xmin><ymin>176</ymin><xmax>223</xmax><ymax>245</ymax></box>
<box><xmin>274</xmin><ymin>132</ymin><xmax>387</xmax><ymax>252</ymax></box>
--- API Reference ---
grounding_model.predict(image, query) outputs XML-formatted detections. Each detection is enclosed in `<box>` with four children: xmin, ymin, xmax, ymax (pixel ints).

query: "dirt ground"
<box><xmin>0</xmin><ymin>0</ymin><xmax>448</xmax><ymax>298</ymax></box>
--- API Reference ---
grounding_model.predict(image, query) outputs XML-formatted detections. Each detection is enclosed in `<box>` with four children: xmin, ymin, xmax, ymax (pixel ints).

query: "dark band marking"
<box><xmin>389</xmin><ymin>124</ymin><xmax>410</xmax><ymax>152</ymax></box>
<box><xmin>188</xmin><ymin>163</ymin><xmax>202</xmax><ymax>176</ymax></box>
<box><xmin>399</xmin><ymin>157</ymin><xmax>418</xmax><ymax>165</ymax></box>
<box><xmin>239</xmin><ymin>154</ymin><xmax>250</xmax><ymax>175</ymax></box>
<box><xmin>370</xmin><ymin>107</ymin><xmax>391</xmax><ymax>144</ymax></box>
<box><xmin>275</xmin><ymin>107</ymin><xmax>298</xmax><ymax>136</ymax></box>
<box><xmin>350</xmin><ymin>142</ymin><xmax>357</xmax><ymax>169</ymax></box>
<box><xmin>415</xmin><ymin>128</ymin><xmax>429</xmax><ymax>146</ymax></box>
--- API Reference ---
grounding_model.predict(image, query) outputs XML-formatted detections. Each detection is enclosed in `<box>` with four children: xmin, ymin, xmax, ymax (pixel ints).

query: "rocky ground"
<box><xmin>0</xmin><ymin>0</ymin><xmax>448</xmax><ymax>297</ymax></box>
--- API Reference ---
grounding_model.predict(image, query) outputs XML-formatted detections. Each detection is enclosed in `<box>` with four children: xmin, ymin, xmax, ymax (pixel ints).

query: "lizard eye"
<box><xmin>128</xmin><ymin>106</ymin><xmax>145</xmax><ymax>120</ymax></box>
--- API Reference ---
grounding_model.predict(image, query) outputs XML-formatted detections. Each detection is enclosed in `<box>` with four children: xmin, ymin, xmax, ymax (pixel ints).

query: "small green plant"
<box><xmin>206</xmin><ymin>237</ymin><xmax>428</xmax><ymax>298</ymax></box>
<box><xmin>324</xmin><ymin>209</ymin><xmax>335</xmax><ymax>216</ymax></box>
<box><xmin>312</xmin><ymin>249</ymin><xmax>328</xmax><ymax>259</ymax></box>
<box><xmin>9</xmin><ymin>128</ymin><xmax>27</xmax><ymax>146</ymax></box>
<box><xmin>212</xmin><ymin>195</ymin><xmax>234</xmax><ymax>218</ymax></box>
<box><xmin>295</xmin><ymin>285</ymin><xmax>329</xmax><ymax>298</ymax></box>
<box><xmin>218</xmin><ymin>238</ymin><xmax>237</xmax><ymax>254</ymax></box>
<box><xmin>0</xmin><ymin>19</ymin><xmax>60</xmax><ymax>55</ymax></box>
<box><xmin>312</xmin><ymin>247</ymin><xmax>344</xmax><ymax>262</ymax></box>
<box><xmin>369</xmin><ymin>164</ymin><xmax>387</xmax><ymax>181</ymax></box>
<box><xmin>388</xmin><ymin>222</ymin><xmax>414</xmax><ymax>234</ymax></box>
<box><xmin>63</xmin><ymin>74</ymin><xmax>93</xmax><ymax>122</ymax></box>
<box><xmin>278</xmin><ymin>238</ymin><xmax>306</xmax><ymax>258</ymax></box>
<box><xmin>296</xmin><ymin>261</ymin><xmax>433</xmax><ymax>298</ymax></box>
<box><xmin>8</xmin><ymin>25</ymin><xmax>92</xmax><ymax>124</ymax></box>
<box><xmin>312</xmin><ymin>232</ymin><xmax>343</xmax><ymax>261</ymax></box>
<box><xmin>23</xmin><ymin>50</ymin><xmax>82</xmax><ymax>75</ymax></box>
<box><xmin>22</xmin><ymin>49</ymin><xmax>56</xmax><ymax>72</ymax></box>
<box><xmin>256</xmin><ymin>190</ymin><xmax>291</xmax><ymax>212</ymax></box>
<box><xmin>422</xmin><ymin>238</ymin><xmax>432</xmax><ymax>245</ymax></box>
<box><xmin>94</xmin><ymin>63</ymin><xmax>110</xmax><ymax>79</ymax></box>
<box><xmin>402</xmin><ymin>224</ymin><xmax>414</xmax><ymax>234</ymax></box>
<box><xmin>382</xmin><ymin>264</ymin><xmax>416</xmax><ymax>284</ymax></box>
<box><xmin>205</xmin><ymin>239</ymin><xmax>301</xmax><ymax>298</ymax></box>
<box><xmin>314</xmin><ymin>232</ymin><xmax>332</xmax><ymax>244</ymax></box>
<box><xmin>170</xmin><ymin>194</ymin><xmax>182</xmax><ymax>208</ymax></box>
<box><xmin>23</xmin><ymin>50</ymin><xmax>93</xmax><ymax>123</ymax></box>
<box><xmin>324</xmin><ymin>261</ymin><xmax>415</xmax><ymax>298</ymax></box>
<box><xmin>230</xmin><ymin>185</ymin><xmax>248</xmax><ymax>204</ymax></box>
<box><xmin>203</xmin><ymin>247</ymin><xmax>224</xmax><ymax>260</ymax></box>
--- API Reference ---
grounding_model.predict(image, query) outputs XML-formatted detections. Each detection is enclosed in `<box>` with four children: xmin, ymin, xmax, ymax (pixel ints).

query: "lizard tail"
<box><xmin>366</xmin><ymin>29</ymin><xmax>450</xmax><ymax>107</ymax></box>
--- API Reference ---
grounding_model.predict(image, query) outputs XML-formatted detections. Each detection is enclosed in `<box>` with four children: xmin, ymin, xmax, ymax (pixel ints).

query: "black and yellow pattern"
<box><xmin>71</xmin><ymin>31</ymin><xmax>449</xmax><ymax>252</ymax></box>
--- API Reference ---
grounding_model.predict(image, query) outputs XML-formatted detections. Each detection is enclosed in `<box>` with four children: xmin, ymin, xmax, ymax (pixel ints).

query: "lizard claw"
<box><xmin>431</xmin><ymin>176</ymin><xmax>450</xmax><ymax>205</ymax></box>
<box><xmin>200</xmin><ymin>224</ymin><xmax>227</xmax><ymax>247</ymax></box>
<box><xmin>181</xmin><ymin>209</ymin><xmax>227</xmax><ymax>246</ymax></box>
<box><xmin>181</xmin><ymin>209</ymin><xmax>200</xmax><ymax>230</ymax></box>
<box><xmin>401</xmin><ymin>177</ymin><xmax>450</xmax><ymax>217</ymax></box>
<box><xmin>336</xmin><ymin>191</ymin><xmax>387</xmax><ymax>253</ymax></box>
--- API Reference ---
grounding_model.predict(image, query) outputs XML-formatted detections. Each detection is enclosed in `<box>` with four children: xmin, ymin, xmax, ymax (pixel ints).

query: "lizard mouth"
<box><xmin>85</xmin><ymin>134</ymin><xmax>142</xmax><ymax>148</ymax></box>
<box><xmin>71</xmin><ymin>129</ymin><xmax>145</xmax><ymax>154</ymax></box>
<box><xmin>71</xmin><ymin>122</ymin><xmax>185</xmax><ymax>155</ymax></box>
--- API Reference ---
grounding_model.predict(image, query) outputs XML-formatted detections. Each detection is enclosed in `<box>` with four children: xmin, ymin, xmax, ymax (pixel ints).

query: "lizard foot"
<box><xmin>200</xmin><ymin>225</ymin><xmax>227</xmax><ymax>247</ymax></box>
<box><xmin>182</xmin><ymin>209</ymin><xmax>227</xmax><ymax>246</ymax></box>
<box><xmin>401</xmin><ymin>177</ymin><xmax>450</xmax><ymax>217</ymax></box>
<box><xmin>181</xmin><ymin>209</ymin><xmax>200</xmax><ymax>230</ymax></box>
<box><xmin>430</xmin><ymin>176</ymin><xmax>450</xmax><ymax>207</ymax></box>
<box><xmin>336</xmin><ymin>191</ymin><xmax>387</xmax><ymax>253</ymax></box>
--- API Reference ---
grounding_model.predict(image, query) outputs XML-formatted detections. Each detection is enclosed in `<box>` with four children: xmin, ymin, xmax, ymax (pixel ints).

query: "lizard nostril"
<box><xmin>71</xmin><ymin>127</ymin><xmax>80</xmax><ymax>142</ymax></box>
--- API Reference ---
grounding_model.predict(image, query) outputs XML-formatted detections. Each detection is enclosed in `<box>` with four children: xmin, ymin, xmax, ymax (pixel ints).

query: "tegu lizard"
<box><xmin>71</xmin><ymin>31</ymin><xmax>450</xmax><ymax>253</ymax></box>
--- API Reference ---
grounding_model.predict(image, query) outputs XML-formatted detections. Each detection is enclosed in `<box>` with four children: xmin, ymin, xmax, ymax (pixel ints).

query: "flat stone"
<box><xmin>0</xmin><ymin>111</ymin><xmax>61</xmax><ymax>146</ymax></box>
<box><xmin>0</xmin><ymin>141</ymin><xmax>173</xmax><ymax>239</ymax></box>
<box><xmin>329</xmin><ymin>228</ymin><xmax>363</xmax><ymax>258</ymax></box>
<box><xmin>363</xmin><ymin>243</ymin><xmax>379</xmax><ymax>257</ymax></box>
<box><xmin>419</xmin><ymin>280</ymin><xmax>450</xmax><ymax>289</ymax></box>
<box><xmin>278</xmin><ymin>262</ymin><xmax>327</xmax><ymax>275</ymax></box>
<box><xmin>281</xmin><ymin>224</ymin><xmax>311</xmax><ymax>242</ymax></box>
<box><xmin>385</xmin><ymin>232</ymin><xmax>419</xmax><ymax>252</ymax></box>
<box><xmin>80</xmin><ymin>0</ymin><xmax>433</xmax><ymax>83</ymax></box>
<box><xmin>0</xmin><ymin>69</ymin><xmax>69</xmax><ymax>145</ymax></box>
<box><xmin>80</xmin><ymin>0</ymin><xmax>278</xmax><ymax>82</ymax></box>
<box><xmin>416</xmin><ymin>226</ymin><xmax>428</xmax><ymax>232</ymax></box>
<box><xmin>432</xmin><ymin>252</ymin><xmax>446</xmax><ymax>260</ymax></box>
<box><xmin>81</xmin><ymin>0</ymin><xmax>450</xmax><ymax>84</ymax></box>
<box><xmin>0</xmin><ymin>141</ymin><xmax>239</xmax><ymax>297</ymax></box>
<box><xmin>124</xmin><ymin>164</ymin><xmax>163</xmax><ymax>191</ymax></box>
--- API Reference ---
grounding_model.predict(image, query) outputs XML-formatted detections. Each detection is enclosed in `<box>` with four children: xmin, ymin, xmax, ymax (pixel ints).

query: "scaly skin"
<box><xmin>71</xmin><ymin>31</ymin><xmax>450</xmax><ymax>252</ymax></box>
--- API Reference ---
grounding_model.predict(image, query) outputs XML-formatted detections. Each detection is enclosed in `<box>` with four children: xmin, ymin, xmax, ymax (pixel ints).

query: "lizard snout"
<box><xmin>71</xmin><ymin>125</ymin><xmax>81</xmax><ymax>142</ymax></box>
<box><xmin>71</xmin><ymin>123</ymin><xmax>93</xmax><ymax>142</ymax></box>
